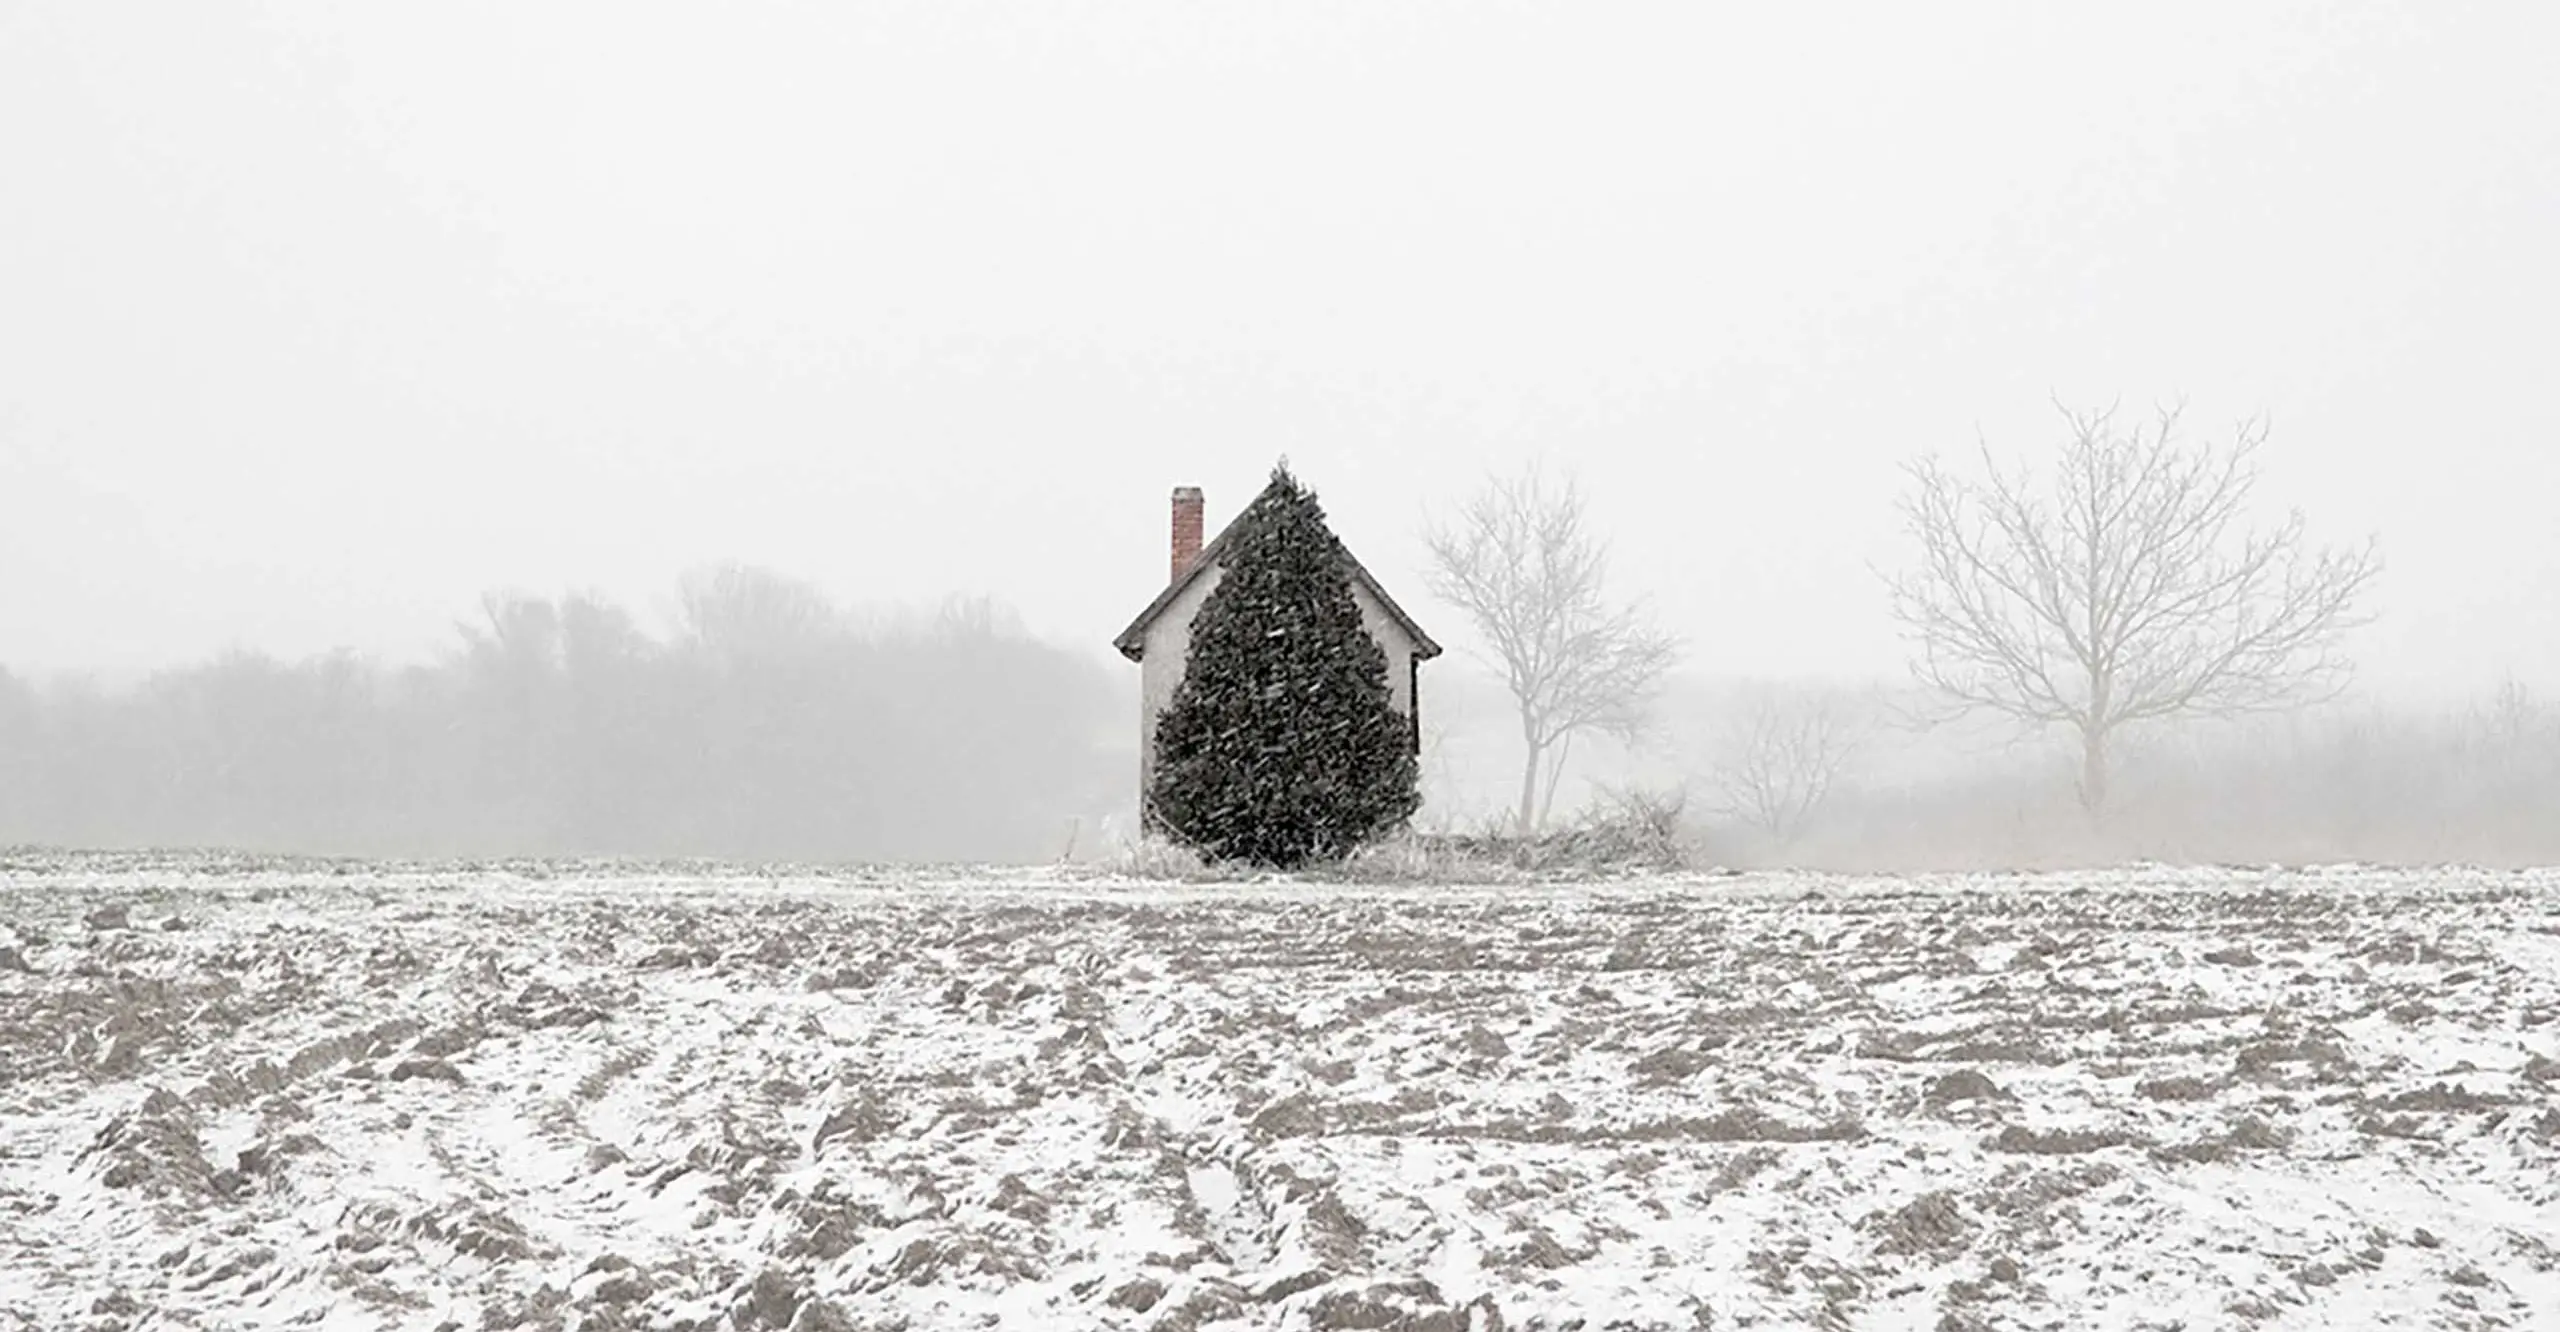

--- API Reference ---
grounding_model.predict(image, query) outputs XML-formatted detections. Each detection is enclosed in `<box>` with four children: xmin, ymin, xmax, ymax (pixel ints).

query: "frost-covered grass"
<box><xmin>2</xmin><ymin>854</ymin><xmax>2557</xmax><ymax>1330</ymax></box>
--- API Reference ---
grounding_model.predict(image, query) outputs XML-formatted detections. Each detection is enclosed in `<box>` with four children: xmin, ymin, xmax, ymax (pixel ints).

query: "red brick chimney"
<box><xmin>1170</xmin><ymin>486</ymin><xmax>1205</xmax><ymax>583</ymax></box>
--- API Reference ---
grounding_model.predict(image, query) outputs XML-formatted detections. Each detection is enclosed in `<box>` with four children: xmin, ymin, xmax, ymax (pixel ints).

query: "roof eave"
<box><xmin>1344</xmin><ymin>564</ymin><xmax>1442</xmax><ymax>661</ymax></box>
<box><xmin>1112</xmin><ymin>524</ymin><xmax>1445</xmax><ymax>663</ymax></box>
<box><xmin>1111</xmin><ymin>526</ymin><xmax>1237</xmax><ymax>662</ymax></box>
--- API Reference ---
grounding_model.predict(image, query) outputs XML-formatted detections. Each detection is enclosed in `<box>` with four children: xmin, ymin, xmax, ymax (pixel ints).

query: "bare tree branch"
<box><xmin>1882</xmin><ymin>399</ymin><xmax>2381</xmax><ymax>818</ymax></box>
<box><xmin>675</xmin><ymin>564</ymin><xmax>843</xmax><ymax>669</ymax></box>
<box><xmin>1425</xmin><ymin>463</ymin><xmax>1682</xmax><ymax>833</ymax></box>
<box><xmin>1706</xmin><ymin>683</ymin><xmax>1871</xmax><ymax>846</ymax></box>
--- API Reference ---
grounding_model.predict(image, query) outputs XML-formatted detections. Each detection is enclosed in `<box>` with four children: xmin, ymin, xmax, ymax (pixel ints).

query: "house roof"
<box><xmin>1112</xmin><ymin>517</ymin><xmax>1445</xmax><ymax>663</ymax></box>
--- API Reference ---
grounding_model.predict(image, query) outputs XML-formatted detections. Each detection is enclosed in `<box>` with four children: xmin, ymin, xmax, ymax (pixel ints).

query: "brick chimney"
<box><xmin>1169</xmin><ymin>486</ymin><xmax>1205</xmax><ymax>583</ymax></box>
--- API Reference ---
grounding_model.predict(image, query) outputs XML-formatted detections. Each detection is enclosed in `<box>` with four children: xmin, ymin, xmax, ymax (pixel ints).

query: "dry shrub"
<box><xmin>1102</xmin><ymin>785</ymin><xmax>1699</xmax><ymax>880</ymax></box>
<box><xmin>1100</xmin><ymin>833</ymin><xmax>1240</xmax><ymax>882</ymax></box>
<box><xmin>1413</xmin><ymin>786</ymin><xmax>1700</xmax><ymax>877</ymax></box>
<box><xmin>1336</xmin><ymin>832</ymin><xmax>1524</xmax><ymax>884</ymax></box>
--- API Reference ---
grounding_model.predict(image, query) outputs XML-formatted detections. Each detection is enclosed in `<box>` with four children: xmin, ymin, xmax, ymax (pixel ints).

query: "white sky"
<box><xmin>4</xmin><ymin>1</ymin><xmax>2555</xmax><ymax>701</ymax></box>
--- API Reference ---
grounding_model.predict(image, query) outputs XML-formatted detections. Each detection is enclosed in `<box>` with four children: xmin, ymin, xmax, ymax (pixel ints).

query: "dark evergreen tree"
<box><xmin>1148</xmin><ymin>464</ymin><xmax>1422</xmax><ymax>867</ymax></box>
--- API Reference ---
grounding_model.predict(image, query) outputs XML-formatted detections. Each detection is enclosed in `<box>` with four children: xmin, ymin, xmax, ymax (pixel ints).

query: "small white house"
<box><xmin>1111</xmin><ymin>479</ymin><xmax>1442</xmax><ymax>816</ymax></box>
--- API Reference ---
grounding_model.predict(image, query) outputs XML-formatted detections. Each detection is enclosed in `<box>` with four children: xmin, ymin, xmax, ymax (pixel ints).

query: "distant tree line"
<box><xmin>1667</xmin><ymin>675</ymin><xmax>2560</xmax><ymax>869</ymax></box>
<box><xmin>1408</xmin><ymin>665</ymin><xmax>2560</xmax><ymax>869</ymax></box>
<box><xmin>0</xmin><ymin>566</ymin><xmax>1130</xmax><ymax>863</ymax></box>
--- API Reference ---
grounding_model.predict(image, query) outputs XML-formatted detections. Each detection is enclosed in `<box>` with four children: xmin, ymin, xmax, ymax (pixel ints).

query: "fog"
<box><xmin>4</xmin><ymin>3</ymin><xmax>2556</xmax><ymax>865</ymax></box>
<box><xmin>0</xmin><ymin>574</ymin><xmax>1130</xmax><ymax>862</ymax></box>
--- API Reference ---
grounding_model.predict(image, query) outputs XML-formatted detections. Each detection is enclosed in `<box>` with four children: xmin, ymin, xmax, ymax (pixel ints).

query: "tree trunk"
<box><xmin>2079</xmin><ymin>724</ymin><xmax>2109</xmax><ymax>823</ymax></box>
<box><xmin>1536</xmin><ymin>732</ymin><xmax>1574</xmax><ymax>830</ymax></box>
<box><xmin>1518</xmin><ymin>728</ymin><xmax>1542</xmax><ymax>836</ymax></box>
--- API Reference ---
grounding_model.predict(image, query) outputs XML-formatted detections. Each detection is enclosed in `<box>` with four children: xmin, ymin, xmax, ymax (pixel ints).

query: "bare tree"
<box><xmin>456</xmin><ymin>591</ymin><xmax>563</xmax><ymax>680</ymax></box>
<box><xmin>675</xmin><ymin>564</ymin><xmax>841</xmax><ymax>667</ymax></box>
<box><xmin>1425</xmin><ymin>464</ymin><xmax>1680</xmax><ymax>833</ymax></box>
<box><xmin>2475</xmin><ymin>675</ymin><xmax>2544</xmax><ymax>749</ymax></box>
<box><xmin>453</xmin><ymin>591</ymin><xmax>566</xmax><ymax>788</ymax></box>
<box><xmin>1883</xmin><ymin>399</ymin><xmax>2380</xmax><ymax>818</ymax></box>
<box><xmin>1708</xmin><ymin>683</ymin><xmax>1870</xmax><ymax>846</ymax></box>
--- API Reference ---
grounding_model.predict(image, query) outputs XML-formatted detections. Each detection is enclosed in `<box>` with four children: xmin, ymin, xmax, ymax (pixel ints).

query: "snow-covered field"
<box><xmin>2</xmin><ymin>854</ymin><xmax>2557</xmax><ymax>1332</ymax></box>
